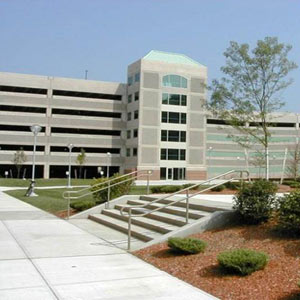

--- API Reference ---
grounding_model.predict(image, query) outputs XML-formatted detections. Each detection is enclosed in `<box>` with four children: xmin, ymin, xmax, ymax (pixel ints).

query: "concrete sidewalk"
<box><xmin>0</xmin><ymin>191</ymin><xmax>217</xmax><ymax>300</ymax></box>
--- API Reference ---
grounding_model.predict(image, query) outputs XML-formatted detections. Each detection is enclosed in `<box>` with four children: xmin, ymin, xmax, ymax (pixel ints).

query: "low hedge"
<box><xmin>211</xmin><ymin>184</ymin><xmax>225</xmax><ymax>192</ymax></box>
<box><xmin>168</xmin><ymin>237</ymin><xmax>207</xmax><ymax>254</ymax></box>
<box><xmin>224</xmin><ymin>181</ymin><xmax>240</xmax><ymax>190</ymax></box>
<box><xmin>217</xmin><ymin>248</ymin><xmax>268</xmax><ymax>276</ymax></box>
<box><xmin>70</xmin><ymin>200</ymin><xmax>96</xmax><ymax>211</ymax></box>
<box><xmin>151</xmin><ymin>185</ymin><xmax>182</xmax><ymax>194</ymax></box>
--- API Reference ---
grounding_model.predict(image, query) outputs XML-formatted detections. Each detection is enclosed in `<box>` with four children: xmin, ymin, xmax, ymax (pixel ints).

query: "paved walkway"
<box><xmin>0</xmin><ymin>191</ymin><xmax>217</xmax><ymax>300</ymax></box>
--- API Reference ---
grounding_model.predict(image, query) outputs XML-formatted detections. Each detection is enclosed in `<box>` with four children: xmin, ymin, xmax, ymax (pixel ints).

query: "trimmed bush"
<box><xmin>289</xmin><ymin>182</ymin><xmax>300</xmax><ymax>189</ymax></box>
<box><xmin>150</xmin><ymin>185</ymin><xmax>182</xmax><ymax>194</ymax></box>
<box><xmin>277</xmin><ymin>191</ymin><xmax>300</xmax><ymax>235</ymax></box>
<box><xmin>167</xmin><ymin>237</ymin><xmax>207</xmax><ymax>254</ymax></box>
<box><xmin>91</xmin><ymin>173</ymin><xmax>133</xmax><ymax>204</ymax></box>
<box><xmin>224</xmin><ymin>181</ymin><xmax>240</xmax><ymax>190</ymax></box>
<box><xmin>211</xmin><ymin>184</ymin><xmax>225</xmax><ymax>192</ymax></box>
<box><xmin>182</xmin><ymin>183</ymin><xmax>199</xmax><ymax>191</ymax></box>
<box><xmin>233</xmin><ymin>179</ymin><xmax>277</xmax><ymax>224</ymax></box>
<box><xmin>217</xmin><ymin>248</ymin><xmax>268</xmax><ymax>276</ymax></box>
<box><xmin>70</xmin><ymin>200</ymin><xmax>96</xmax><ymax>211</ymax></box>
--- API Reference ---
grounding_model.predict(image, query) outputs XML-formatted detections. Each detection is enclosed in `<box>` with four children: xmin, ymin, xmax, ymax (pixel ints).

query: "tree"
<box><xmin>207</xmin><ymin>37</ymin><xmax>297</xmax><ymax>180</ymax></box>
<box><xmin>12</xmin><ymin>148</ymin><xmax>27</xmax><ymax>178</ymax></box>
<box><xmin>76</xmin><ymin>148</ymin><xmax>86</xmax><ymax>179</ymax></box>
<box><xmin>286</xmin><ymin>143</ymin><xmax>300</xmax><ymax>180</ymax></box>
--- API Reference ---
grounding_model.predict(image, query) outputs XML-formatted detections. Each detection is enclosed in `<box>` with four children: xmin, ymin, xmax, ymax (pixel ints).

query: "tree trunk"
<box><xmin>265</xmin><ymin>146</ymin><xmax>269</xmax><ymax>180</ymax></box>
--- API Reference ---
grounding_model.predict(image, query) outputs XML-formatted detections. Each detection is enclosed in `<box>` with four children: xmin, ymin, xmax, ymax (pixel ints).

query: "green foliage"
<box><xmin>277</xmin><ymin>191</ymin><xmax>300</xmax><ymax>235</ymax></box>
<box><xmin>150</xmin><ymin>185</ymin><xmax>182</xmax><ymax>194</ymax></box>
<box><xmin>224</xmin><ymin>181</ymin><xmax>240</xmax><ymax>190</ymax></box>
<box><xmin>70</xmin><ymin>200</ymin><xmax>96</xmax><ymax>211</ymax></box>
<box><xmin>76</xmin><ymin>148</ymin><xmax>87</xmax><ymax>179</ymax></box>
<box><xmin>207</xmin><ymin>37</ymin><xmax>297</xmax><ymax>179</ymax></box>
<box><xmin>12</xmin><ymin>148</ymin><xmax>27</xmax><ymax>178</ymax></box>
<box><xmin>168</xmin><ymin>237</ymin><xmax>207</xmax><ymax>254</ymax></box>
<box><xmin>91</xmin><ymin>173</ymin><xmax>133</xmax><ymax>204</ymax></box>
<box><xmin>289</xmin><ymin>182</ymin><xmax>300</xmax><ymax>189</ymax></box>
<box><xmin>182</xmin><ymin>183</ymin><xmax>199</xmax><ymax>191</ymax></box>
<box><xmin>211</xmin><ymin>184</ymin><xmax>225</xmax><ymax>192</ymax></box>
<box><xmin>233</xmin><ymin>179</ymin><xmax>277</xmax><ymax>224</ymax></box>
<box><xmin>217</xmin><ymin>249</ymin><xmax>268</xmax><ymax>276</ymax></box>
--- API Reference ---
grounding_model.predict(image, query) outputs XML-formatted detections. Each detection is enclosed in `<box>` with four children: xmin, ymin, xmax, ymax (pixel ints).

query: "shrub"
<box><xmin>150</xmin><ymin>185</ymin><xmax>182</xmax><ymax>194</ymax></box>
<box><xmin>167</xmin><ymin>237</ymin><xmax>207</xmax><ymax>254</ymax></box>
<box><xmin>70</xmin><ymin>200</ymin><xmax>96</xmax><ymax>211</ymax></box>
<box><xmin>289</xmin><ymin>182</ymin><xmax>300</xmax><ymax>189</ymax></box>
<box><xmin>217</xmin><ymin>249</ymin><xmax>268</xmax><ymax>276</ymax></box>
<box><xmin>224</xmin><ymin>181</ymin><xmax>240</xmax><ymax>190</ymax></box>
<box><xmin>182</xmin><ymin>183</ymin><xmax>199</xmax><ymax>191</ymax></box>
<box><xmin>277</xmin><ymin>191</ymin><xmax>300</xmax><ymax>235</ymax></box>
<box><xmin>211</xmin><ymin>184</ymin><xmax>225</xmax><ymax>192</ymax></box>
<box><xmin>91</xmin><ymin>173</ymin><xmax>133</xmax><ymax>204</ymax></box>
<box><xmin>233</xmin><ymin>179</ymin><xmax>277</xmax><ymax>224</ymax></box>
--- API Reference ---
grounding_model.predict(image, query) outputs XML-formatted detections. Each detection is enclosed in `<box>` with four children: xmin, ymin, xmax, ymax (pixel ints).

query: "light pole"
<box><xmin>107</xmin><ymin>152</ymin><xmax>111</xmax><ymax>178</ymax></box>
<box><xmin>272</xmin><ymin>155</ymin><xmax>276</xmax><ymax>179</ymax></box>
<box><xmin>67</xmin><ymin>144</ymin><xmax>74</xmax><ymax>188</ymax></box>
<box><xmin>25</xmin><ymin>124</ymin><xmax>42</xmax><ymax>197</ymax></box>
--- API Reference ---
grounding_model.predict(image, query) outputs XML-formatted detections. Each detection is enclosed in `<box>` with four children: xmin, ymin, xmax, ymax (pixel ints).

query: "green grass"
<box><xmin>6</xmin><ymin>187</ymin><xmax>94</xmax><ymax>214</ymax></box>
<box><xmin>5</xmin><ymin>184</ymin><xmax>149</xmax><ymax>214</ymax></box>
<box><xmin>0</xmin><ymin>178</ymin><xmax>94</xmax><ymax>187</ymax></box>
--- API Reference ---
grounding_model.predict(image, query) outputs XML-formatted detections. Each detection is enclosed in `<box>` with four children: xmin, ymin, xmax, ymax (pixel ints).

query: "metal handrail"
<box><xmin>63</xmin><ymin>170</ymin><xmax>153</xmax><ymax>219</ymax></box>
<box><xmin>120</xmin><ymin>170</ymin><xmax>249</xmax><ymax>250</ymax></box>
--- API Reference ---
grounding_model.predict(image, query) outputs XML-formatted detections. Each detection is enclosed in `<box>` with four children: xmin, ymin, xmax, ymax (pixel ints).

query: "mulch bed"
<box><xmin>134</xmin><ymin>221</ymin><xmax>300</xmax><ymax>300</ymax></box>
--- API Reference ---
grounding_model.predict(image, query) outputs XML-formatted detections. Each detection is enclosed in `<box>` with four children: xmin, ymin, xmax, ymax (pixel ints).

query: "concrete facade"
<box><xmin>0</xmin><ymin>50</ymin><xmax>298</xmax><ymax>180</ymax></box>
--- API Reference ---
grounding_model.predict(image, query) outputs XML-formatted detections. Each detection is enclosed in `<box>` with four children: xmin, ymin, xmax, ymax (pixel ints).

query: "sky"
<box><xmin>0</xmin><ymin>0</ymin><xmax>299</xmax><ymax>111</ymax></box>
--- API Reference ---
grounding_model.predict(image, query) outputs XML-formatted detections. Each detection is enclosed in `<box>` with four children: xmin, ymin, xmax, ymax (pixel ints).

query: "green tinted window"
<box><xmin>181</xmin><ymin>95</ymin><xmax>187</xmax><ymax>106</ymax></box>
<box><xmin>162</xmin><ymin>75</ymin><xmax>187</xmax><ymax>88</ymax></box>
<box><xmin>169</xmin><ymin>94</ymin><xmax>180</xmax><ymax>105</ymax></box>
<box><xmin>161</xmin><ymin>149</ymin><xmax>167</xmax><ymax>160</ymax></box>
<box><xmin>161</xmin><ymin>112</ymin><xmax>168</xmax><ymax>123</ymax></box>
<box><xmin>161</xmin><ymin>130</ymin><xmax>167</xmax><ymax>141</ymax></box>
<box><xmin>162</xmin><ymin>93</ymin><xmax>168</xmax><ymax>104</ymax></box>
<box><xmin>181</xmin><ymin>113</ymin><xmax>186</xmax><ymax>124</ymax></box>
<box><xmin>180</xmin><ymin>131</ymin><xmax>186</xmax><ymax>142</ymax></box>
<box><xmin>169</xmin><ymin>112</ymin><xmax>180</xmax><ymax>123</ymax></box>
<box><xmin>168</xmin><ymin>130</ymin><xmax>180</xmax><ymax>141</ymax></box>
<box><xmin>168</xmin><ymin>149</ymin><xmax>179</xmax><ymax>160</ymax></box>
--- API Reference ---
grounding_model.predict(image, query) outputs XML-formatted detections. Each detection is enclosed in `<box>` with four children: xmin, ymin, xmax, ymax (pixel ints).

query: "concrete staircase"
<box><xmin>88</xmin><ymin>195</ymin><xmax>227</xmax><ymax>245</ymax></box>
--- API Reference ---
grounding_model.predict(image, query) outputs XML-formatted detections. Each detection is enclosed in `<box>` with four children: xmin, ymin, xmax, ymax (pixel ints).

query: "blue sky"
<box><xmin>0</xmin><ymin>0</ymin><xmax>299</xmax><ymax>111</ymax></box>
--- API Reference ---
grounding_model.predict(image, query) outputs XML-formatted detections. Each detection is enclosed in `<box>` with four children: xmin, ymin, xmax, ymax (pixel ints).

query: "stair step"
<box><xmin>140</xmin><ymin>195</ymin><xmax>226</xmax><ymax>212</ymax></box>
<box><xmin>116</xmin><ymin>199</ymin><xmax>210</xmax><ymax>220</ymax></box>
<box><xmin>102</xmin><ymin>209</ymin><xmax>179</xmax><ymax>234</ymax></box>
<box><xmin>88</xmin><ymin>213</ymin><xmax>161</xmax><ymax>242</ymax></box>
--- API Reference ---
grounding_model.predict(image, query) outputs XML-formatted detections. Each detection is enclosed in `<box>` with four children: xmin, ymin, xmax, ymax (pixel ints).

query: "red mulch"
<box><xmin>54</xmin><ymin>209</ymin><xmax>77</xmax><ymax>218</ymax></box>
<box><xmin>134</xmin><ymin>221</ymin><xmax>300</xmax><ymax>300</ymax></box>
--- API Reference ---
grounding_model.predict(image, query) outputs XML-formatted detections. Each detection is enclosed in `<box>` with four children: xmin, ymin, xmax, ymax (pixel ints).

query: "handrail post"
<box><xmin>67</xmin><ymin>191</ymin><xmax>70</xmax><ymax>220</ymax></box>
<box><xmin>186</xmin><ymin>189</ymin><xmax>189</xmax><ymax>224</ymax></box>
<box><xmin>146</xmin><ymin>171</ymin><xmax>151</xmax><ymax>195</ymax></box>
<box><xmin>106</xmin><ymin>181</ymin><xmax>111</xmax><ymax>209</ymax></box>
<box><xmin>128</xmin><ymin>208</ymin><xmax>132</xmax><ymax>251</ymax></box>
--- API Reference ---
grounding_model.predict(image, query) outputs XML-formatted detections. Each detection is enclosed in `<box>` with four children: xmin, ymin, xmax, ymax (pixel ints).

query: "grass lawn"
<box><xmin>0</xmin><ymin>178</ymin><xmax>94</xmax><ymax>187</ymax></box>
<box><xmin>5</xmin><ymin>184</ymin><xmax>149</xmax><ymax>215</ymax></box>
<box><xmin>6</xmin><ymin>187</ymin><xmax>94</xmax><ymax>214</ymax></box>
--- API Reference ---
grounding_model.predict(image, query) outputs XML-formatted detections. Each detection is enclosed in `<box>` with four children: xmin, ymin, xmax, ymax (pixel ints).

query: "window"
<box><xmin>168</xmin><ymin>131</ymin><xmax>180</xmax><ymax>142</ymax></box>
<box><xmin>169</xmin><ymin>94</ymin><xmax>180</xmax><ymax>106</ymax></box>
<box><xmin>128</xmin><ymin>76</ymin><xmax>133</xmax><ymax>86</ymax></box>
<box><xmin>161</xmin><ymin>149</ymin><xmax>167</xmax><ymax>160</ymax></box>
<box><xmin>162</xmin><ymin>93</ymin><xmax>187</xmax><ymax>106</ymax></box>
<box><xmin>180</xmin><ymin>131</ymin><xmax>186</xmax><ymax>142</ymax></box>
<box><xmin>162</xmin><ymin>75</ymin><xmax>187</xmax><ymax>88</ymax></box>
<box><xmin>169</xmin><ymin>112</ymin><xmax>180</xmax><ymax>124</ymax></box>
<box><xmin>161</xmin><ymin>111</ymin><xmax>168</xmax><ymax>123</ymax></box>
<box><xmin>134</xmin><ymin>110</ymin><xmax>139</xmax><ymax>119</ymax></box>
<box><xmin>161</xmin><ymin>149</ymin><xmax>186</xmax><ymax>160</ymax></box>
<box><xmin>161</xmin><ymin>130</ymin><xmax>186</xmax><ymax>142</ymax></box>
<box><xmin>135</xmin><ymin>72</ymin><xmax>140</xmax><ymax>82</ymax></box>
<box><xmin>133</xmin><ymin>148</ymin><xmax>138</xmax><ymax>156</ymax></box>
<box><xmin>126</xmin><ymin>130</ymin><xmax>131</xmax><ymax>139</ymax></box>
<box><xmin>127</xmin><ymin>112</ymin><xmax>132</xmax><ymax>121</ymax></box>
<box><xmin>126</xmin><ymin>148</ymin><xmax>131</xmax><ymax>157</ymax></box>
<box><xmin>133</xmin><ymin>129</ymin><xmax>138</xmax><ymax>138</ymax></box>
<box><xmin>161</xmin><ymin>130</ymin><xmax>167</xmax><ymax>141</ymax></box>
<box><xmin>180</xmin><ymin>149</ymin><xmax>186</xmax><ymax>160</ymax></box>
<box><xmin>161</xmin><ymin>112</ymin><xmax>186</xmax><ymax>124</ymax></box>
<box><xmin>134</xmin><ymin>92</ymin><xmax>139</xmax><ymax>101</ymax></box>
<box><xmin>160</xmin><ymin>168</ymin><xmax>167</xmax><ymax>180</ymax></box>
<box><xmin>128</xmin><ymin>94</ymin><xmax>132</xmax><ymax>103</ymax></box>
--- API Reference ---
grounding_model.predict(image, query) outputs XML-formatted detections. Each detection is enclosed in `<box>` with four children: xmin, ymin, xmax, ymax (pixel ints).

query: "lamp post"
<box><xmin>67</xmin><ymin>144</ymin><xmax>74</xmax><ymax>188</ymax></box>
<box><xmin>25</xmin><ymin>124</ymin><xmax>42</xmax><ymax>197</ymax></box>
<box><xmin>107</xmin><ymin>152</ymin><xmax>111</xmax><ymax>178</ymax></box>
